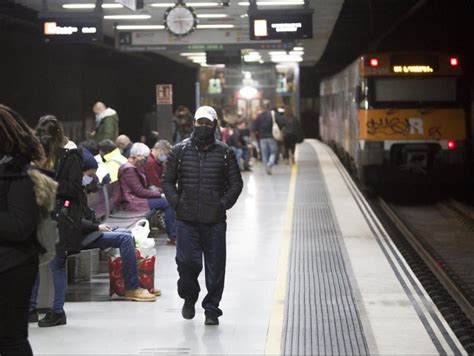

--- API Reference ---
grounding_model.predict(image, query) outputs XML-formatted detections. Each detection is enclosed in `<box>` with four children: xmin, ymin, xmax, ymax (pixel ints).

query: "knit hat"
<box><xmin>82</xmin><ymin>148</ymin><xmax>98</xmax><ymax>171</ymax></box>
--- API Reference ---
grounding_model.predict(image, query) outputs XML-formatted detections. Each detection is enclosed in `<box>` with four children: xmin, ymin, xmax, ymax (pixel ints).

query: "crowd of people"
<box><xmin>0</xmin><ymin>98</ymin><xmax>305</xmax><ymax>354</ymax></box>
<box><xmin>0</xmin><ymin>102</ymin><xmax>245</xmax><ymax>356</ymax></box>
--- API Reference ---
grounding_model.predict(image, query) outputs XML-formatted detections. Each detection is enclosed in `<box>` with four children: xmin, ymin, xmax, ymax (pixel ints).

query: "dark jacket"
<box><xmin>0</xmin><ymin>156</ymin><xmax>39</xmax><ymax>273</ymax></box>
<box><xmin>253</xmin><ymin>110</ymin><xmax>285</xmax><ymax>139</ymax></box>
<box><xmin>54</xmin><ymin>148</ymin><xmax>84</xmax><ymax>253</ymax></box>
<box><xmin>79</xmin><ymin>189</ymin><xmax>102</xmax><ymax>248</ymax></box>
<box><xmin>162</xmin><ymin>137</ymin><xmax>243</xmax><ymax>224</ymax></box>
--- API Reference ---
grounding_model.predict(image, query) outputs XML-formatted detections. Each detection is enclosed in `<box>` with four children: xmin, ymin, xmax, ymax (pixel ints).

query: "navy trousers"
<box><xmin>175</xmin><ymin>220</ymin><xmax>226</xmax><ymax>317</ymax></box>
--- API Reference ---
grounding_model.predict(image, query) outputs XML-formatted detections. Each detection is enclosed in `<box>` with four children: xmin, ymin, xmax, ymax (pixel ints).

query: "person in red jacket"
<box><xmin>144</xmin><ymin>140</ymin><xmax>171</xmax><ymax>189</ymax></box>
<box><xmin>118</xmin><ymin>143</ymin><xmax>176</xmax><ymax>245</ymax></box>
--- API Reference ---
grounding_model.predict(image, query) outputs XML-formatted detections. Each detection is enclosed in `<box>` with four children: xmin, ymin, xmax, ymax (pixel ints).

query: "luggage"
<box><xmin>108</xmin><ymin>248</ymin><xmax>156</xmax><ymax>297</ymax></box>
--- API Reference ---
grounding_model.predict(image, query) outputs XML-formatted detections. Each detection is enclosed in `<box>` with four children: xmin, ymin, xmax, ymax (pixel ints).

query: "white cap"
<box><xmin>194</xmin><ymin>106</ymin><xmax>217</xmax><ymax>122</ymax></box>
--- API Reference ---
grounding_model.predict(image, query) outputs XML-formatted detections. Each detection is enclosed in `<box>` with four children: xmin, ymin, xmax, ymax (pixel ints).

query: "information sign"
<box><xmin>156</xmin><ymin>85</ymin><xmax>173</xmax><ymax>105</ymax></box>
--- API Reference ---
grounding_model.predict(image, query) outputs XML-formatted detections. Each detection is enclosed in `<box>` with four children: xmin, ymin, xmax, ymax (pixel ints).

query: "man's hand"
<box><xmin>90</xmin><ymin>130</ymin><xmax>96</xmax><ymax>137</ymax></box>
<box><xmin>98</xmin><ymin>224</ymin><xmax>112</xmax><ymax>232</ymax></box>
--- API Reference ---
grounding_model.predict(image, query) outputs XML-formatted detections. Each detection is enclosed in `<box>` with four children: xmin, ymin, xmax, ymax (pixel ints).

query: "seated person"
<box><xmin>98</xmin><ymin>139</ymin><xmax>127</xmax><ymax>183</ymax></box>
<box><xmin>80</xmin><ymin>149</ymin><xmax>159</xmax><ymax>302</ymax></box>
<box><xmin>31</xmin><ymin>149</ymin><xmax>157</xmax><ymax>328</ymax></box>
<box><xmin>227</xmin><ymin>123</ymin><xmax>251</xmax><ymax>171</ymax></box>
<box><xmin>144</xmin><ymin>140</ymin><xmax>171</xmax><ymax>188</ymax></box>
<box><xmin>118</xmin><ymin>143</ymin><xmax>176</xmax><ymax>245</ymax></box>
<box><xmin>116</xmin><ymin>135</ymin><xmax>133</xmax><ymax>158</ymax></box>
<box><xmin>78</xmin><ymin>140</ymin><xmax>111</xmax><ymax>185</ymax></box>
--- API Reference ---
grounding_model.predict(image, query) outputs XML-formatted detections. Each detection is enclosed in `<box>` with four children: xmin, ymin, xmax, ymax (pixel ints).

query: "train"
<box><xmin>319</xmin><ymin>52</ymin><xmax>468</xmax><ymax>188</ymax></box>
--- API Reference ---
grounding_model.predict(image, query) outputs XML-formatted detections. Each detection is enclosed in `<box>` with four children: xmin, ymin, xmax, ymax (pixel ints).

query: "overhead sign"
<box><xmin>392</xmin><ymin>65</ymin><xmax>435</xmax><ymax>74</ymax></box>
<box><xmin>249</xmin><ymin>9</ymin><xmax>313</xmax><ymax>40</ymax></box>
<box><xmin>42</xmin><ymin>17</ymin><xmax>102</xmax><ymax>43</ymax></box>
<box><xmin>156</xmin><ymin>84</ymin><xmax>173</xmax><ymax>105</ymax></box>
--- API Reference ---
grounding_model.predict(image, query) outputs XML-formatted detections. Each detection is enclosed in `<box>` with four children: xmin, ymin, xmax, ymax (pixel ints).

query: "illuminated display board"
<box><xmin>249</xmin><ymin>9</ymin><xmax>313</xmax><ymax>40</ymax></box>
<box><xmin>392</xmin><ymin>65</ymin><xmax>434</xmax><ymax>73</ymax></box>
<box><xmin>42</xmin><ymin>17</ymin><xmax>102</xmax><ymax>43</ymax></box>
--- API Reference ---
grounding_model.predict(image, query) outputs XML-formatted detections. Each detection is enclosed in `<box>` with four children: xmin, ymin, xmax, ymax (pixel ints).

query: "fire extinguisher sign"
<box><xmin>156</xmin><ymin>84</ymin><xmax>173</xmax><ymax>105</ymax></box>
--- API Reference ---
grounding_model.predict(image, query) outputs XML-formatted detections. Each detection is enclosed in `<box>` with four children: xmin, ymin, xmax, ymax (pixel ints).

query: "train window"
<box><xmin>374</xmin><ymin>77</ymin><xmax>457</xmax><ymax>103</ymax></box>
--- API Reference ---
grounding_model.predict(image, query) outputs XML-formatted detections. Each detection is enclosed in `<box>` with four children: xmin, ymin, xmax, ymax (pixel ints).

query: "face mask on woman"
<box><xmin>157</xmin><ymin>154</ymin><xmax>168</xmax><ymax>162</ymax></box>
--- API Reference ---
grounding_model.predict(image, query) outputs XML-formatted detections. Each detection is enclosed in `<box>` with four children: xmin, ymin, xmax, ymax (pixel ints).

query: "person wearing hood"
<box><xmin>79</xmin><ymin>149</ymin><xmax>158</xmax><ymax>302</ymax></box>
<box><xmin>161</xmin><ymin>106</ymin><xmax>243</xmax><ymax>326</ymax></box>
<box><xmin>91</xmin><ymin>102</ymin><xmax>119</xmax><ymax>143</ymax></box>
<box><xmin>0</xmin><ymin>105</ymin><xmax>54</xmax><ymax>356</ymax></box>
<box><xmin>29</xmin><ymin>115</ymin><xmax>84</xmax><ymax>328</ymax></box>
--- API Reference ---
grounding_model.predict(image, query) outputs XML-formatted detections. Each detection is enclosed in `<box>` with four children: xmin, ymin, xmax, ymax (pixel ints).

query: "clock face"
<box><xmin>164</xmin><ymin>5</ymin><xmax>197</xmax><ymax>36</ymax></box>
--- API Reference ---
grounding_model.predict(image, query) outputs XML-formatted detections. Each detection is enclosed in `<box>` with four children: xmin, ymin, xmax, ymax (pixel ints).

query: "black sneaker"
<box><xmin>181</xmin><ymin>301</ymin><xmax>195</xmax><ymax>320</ymax></box>
<box><xmin>28</xmin><ymin>309</ymin><xmax>38</xmax><ymax>323</ymax></box>
<box><xmin>205</xmin><ymin>315</ymin><xmax>219</xmax><ymax>325</ymax></box>
<box><xmin>38</xmin><ymin>311</ymin><xmax>67</xmax><ymax>327</ymax></box>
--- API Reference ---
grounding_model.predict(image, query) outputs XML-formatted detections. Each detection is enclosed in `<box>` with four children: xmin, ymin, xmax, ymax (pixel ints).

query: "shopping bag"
<box><xmin>131</xmin><ymin>219</ymin><xmax>154</xmax><ymax>248</ymax></box>
<box><xmin>107</xmin><ymin>248</ymin><xmax>157</xmax><ymax>297</ymax></box>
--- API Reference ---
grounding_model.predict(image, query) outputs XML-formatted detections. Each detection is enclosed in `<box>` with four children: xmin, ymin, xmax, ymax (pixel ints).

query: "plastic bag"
<box><xmin>131</xmin><ymin>219</ymin><xmax>154</xmax><ymax>248</ymax></box>
<box><xmin>108</xmin><ymin>248</ymin><xmax>156</xmax><ymax>297</ymax></box>
<box><xmin>271</xmin><ymin>111</ymin><xmax>284</xmax><ymax>141</ymax></box>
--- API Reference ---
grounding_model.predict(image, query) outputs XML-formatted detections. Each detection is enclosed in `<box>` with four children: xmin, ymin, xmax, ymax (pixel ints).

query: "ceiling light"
<box><xmin>269</xmin><ymin>51</ymin><xmax>286</xmax><ymax>55</ymax></box>
<box><xmin>102</xmin><ymin>3</ymin><xmax>124</xmax><ymax>8</ymax></box>
<box><xmin>239</xmin><ymin>86</ymin><xmax>258</xmax><ymax>100</ymax></box>
<box><xmin>197</xmin><ymin>24</ymin><xmax>235</xmax><ymax>28</ymax></box>
<box><xmin>196</xmin><ymin>14</ymin><xmax>228</xmax><ymax>18</ymax></box>
<box><xmin>192</xmin><ymin>58</ymin><xmax>207</xmax><ymax>63</ymax></box>
<box><xmin>293</xmin><ymin>47</ymin><xmax>304</xmax><ymax>51</ymax></box>
<box><xmin>188</xmin><ymin>2</ymin><xmax>221</xmax><ymax>6</ymax></box>
<box><xmin>180</xmin><ymin>52</ymin><xmax>206</xmax><ymax>56</ymax></box>
<box><xmin>238</xmin><ymin>1</ymin><xmax>304</xmax><ymax>5</ymax></box>
<box><xmin>104</xmin><ymin>15</ymin><xmax>151</xmax><ymax>20</ymax></box>
<box><xmin>116</xmin><ymin>25</ymin><xmax>165</xmax><ymax>30</ymax></box>
<box><xmin>271</xmin><ymin>56</ymin><xmax>303</xmax><ymax>63</ymax></box>
<box><xmin>62</xmin><ymin>3</ymin><xmax>124</xmax><ymax>9</ymax></box>
<box><xmin>150</xmin><ymin>3</ymin><xmax>175</xmax><ymax>7</ymax></box>
<box><xmin>151</xmin><ymin>2</ymin><xmax>221</xmax><ymax>7</ymax></box>
<box><xmin>289</xmin><ymin>51</ymin><xmax>303</xmax><ymax>55</ymax></box>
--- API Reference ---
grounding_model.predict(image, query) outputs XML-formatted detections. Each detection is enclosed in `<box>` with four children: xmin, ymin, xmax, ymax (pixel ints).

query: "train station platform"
<box><xmin>29</xmin><ymin>140</ymin><xmax>466</xmax><ymax>355</ymax></box>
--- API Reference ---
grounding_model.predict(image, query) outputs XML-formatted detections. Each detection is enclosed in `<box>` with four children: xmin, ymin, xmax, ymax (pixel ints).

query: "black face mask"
<box><xmin>193</xmin><ymin>126</ymin><xmax>216</xmax><ymax>147</ymax></box>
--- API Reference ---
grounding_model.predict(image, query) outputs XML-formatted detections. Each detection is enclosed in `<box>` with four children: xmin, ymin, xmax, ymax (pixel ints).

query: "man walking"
<box><xmin>162</xmin><ymin>106</ymin><xmax>243</xmax><ymax>326</ymax></box>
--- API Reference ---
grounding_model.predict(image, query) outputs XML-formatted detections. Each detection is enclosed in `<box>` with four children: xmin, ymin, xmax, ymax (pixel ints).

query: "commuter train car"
<box><xmin>320</xmin><ymin>52</ymin><xmax>467</xmax><ymax>187</ymax></box>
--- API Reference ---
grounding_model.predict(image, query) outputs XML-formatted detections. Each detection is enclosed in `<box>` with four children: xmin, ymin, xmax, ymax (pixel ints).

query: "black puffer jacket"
<box><xmin>0</xmin><ymin>155</ymin><xmax>39</xmax><ymax>273</ymax></box>
<box><xmin>162</xmin><ymin>137</ymin><xmax>243</xmax><ymax>224</ymax></box>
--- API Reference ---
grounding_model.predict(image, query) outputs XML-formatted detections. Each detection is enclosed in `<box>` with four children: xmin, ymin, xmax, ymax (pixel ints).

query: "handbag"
<box><xmin>271</xmin><ymin>111</ymin><xmax>284</xmax><ymax>141</ymax></box>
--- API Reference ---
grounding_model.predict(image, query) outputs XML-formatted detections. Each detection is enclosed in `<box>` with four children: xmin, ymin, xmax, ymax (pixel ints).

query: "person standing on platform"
<box><xmin>253</xmin><ymin>103</ymin><xmax>284</xmax><ymax>175</ymax></box>
<box><xmin>30</xmin><ymin>115</ymin><xmax>84</xmax><ymax>328</ymax></box>
<box><xmin>0</xmin><ymin>105</ymin><xmax>51</xmax><ymax>356</ymax></box>
<box><xmin>162</xmin><ymin>105</ymin><xmax>243</xmax><ymax>326</ymax></box>
<box><xmin>91</xmin><ymin>102</ymin><xmax>119</xmax><ymax>143</ymax></box>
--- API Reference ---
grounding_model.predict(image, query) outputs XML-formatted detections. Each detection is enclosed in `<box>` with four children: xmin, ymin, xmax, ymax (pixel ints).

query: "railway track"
<box><xmin>370</xmin><ymin>197</ymin><xmax>474</xmax><ymax>353</ymax></box>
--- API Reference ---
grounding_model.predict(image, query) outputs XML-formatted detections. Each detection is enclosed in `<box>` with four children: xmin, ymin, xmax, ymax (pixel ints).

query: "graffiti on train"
<box><xmin>366</xmin><ymin>117</ymin><xmax>442</xmax><ymax>138</ymax></box>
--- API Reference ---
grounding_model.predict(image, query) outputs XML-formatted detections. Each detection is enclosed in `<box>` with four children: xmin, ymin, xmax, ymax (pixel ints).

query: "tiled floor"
<box><xmin>29</xmin><ymin>163</ymin><xmax>292</xmax><ymax>356</ymax></box>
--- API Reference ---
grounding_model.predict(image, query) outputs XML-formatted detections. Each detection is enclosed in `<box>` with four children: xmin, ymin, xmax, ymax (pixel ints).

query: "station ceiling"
<box><xmin>13</xmin><ymin>0</ymin><xmax>343</xmax><ymax>67</ymax></box>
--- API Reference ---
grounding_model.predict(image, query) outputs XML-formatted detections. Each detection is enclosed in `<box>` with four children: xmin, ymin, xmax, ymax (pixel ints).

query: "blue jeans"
<box><xmin>30</xmin><ymin>229</ymin><xmax>140</xmax><ymax>313</ymax></box>
<box><xmin>30</xmin><ymin>251</ymin><xmax>67</xmax><ymax>313</ymax></box>
<box><xmin>231</xmin><ymin>147</ymin><xmax>243</xmax><ymax>168</ymax></box>
<box><xmin>148</xmin><ymin>197</ymin><xmax>177</xmax><ymax>238</ymax></box>
<box><xmin>87</xmin><ymin>229</ymin><xmax>139</xmax><ymax>290</ymax></box>
<box><xmin>260</xmin><ymin>138</ymin><xmax>278</xmax><ymax>167</ymax></box>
